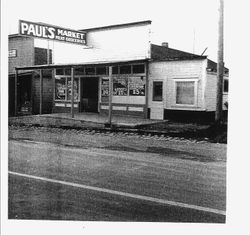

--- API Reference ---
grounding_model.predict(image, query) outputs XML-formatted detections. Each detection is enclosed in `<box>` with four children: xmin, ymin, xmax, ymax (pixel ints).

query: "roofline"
<box><xmin>15</xmin><ymin>59</ymin><xmax>149</xmax><ymax>71</ymax></box>
<box><xmin>8</xmin><ymin>34</ymin><xmax>32</xmax><ymax>38</ymax></box>
<box><xmin>151</xmin><ymin>43</ymin><xmax>207</xmax><ymax>59</ymax></box>
<box><xmin>79</xmin><ymin>20</ymin><xmax>152</xmax><ymax>32</ymax></box>
<box><xmin>150</xmin><ymin>57</ymin><xmax>207</xmax><ymax>62</ymax></box>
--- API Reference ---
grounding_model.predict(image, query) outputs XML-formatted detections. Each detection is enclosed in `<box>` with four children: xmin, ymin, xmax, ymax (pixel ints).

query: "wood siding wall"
<box><xmin>205</xmin><ymin>72</ymin><xmax>229</xmax><ymax>111</ymax></box>
<box><xmin>32</xmin><ymin>73</ymin><xmax>53</xmax><ymax>114</ymax></box>
<box><xmin>148</xmin><ymin>59</ymin><xmax>207</xmax><ymax>111</ymax></box>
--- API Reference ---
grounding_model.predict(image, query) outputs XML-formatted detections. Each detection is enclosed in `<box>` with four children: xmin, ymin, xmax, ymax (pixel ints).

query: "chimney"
<box><xmin>161</xmin><ymin>42</ymin><xmax>168</xmax><ymax>48</ymax></box>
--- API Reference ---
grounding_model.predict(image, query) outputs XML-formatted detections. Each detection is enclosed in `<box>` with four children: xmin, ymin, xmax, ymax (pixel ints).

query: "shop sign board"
<box><xmin>19</xmin><ymin>20</ymin><xmax>86</xmax><ymax>45</ymax></box>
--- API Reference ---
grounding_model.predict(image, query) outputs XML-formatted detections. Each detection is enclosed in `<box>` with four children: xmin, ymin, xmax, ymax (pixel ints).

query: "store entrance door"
<box><xmin>81</xmin><ymin>77</ymin><xmax>99</xmax><ymax>112</ymax></box>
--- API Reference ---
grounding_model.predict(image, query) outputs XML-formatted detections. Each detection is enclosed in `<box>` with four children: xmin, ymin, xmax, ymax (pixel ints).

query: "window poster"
<box><xmin>113</xmin><ymin>77</ymin><xmax>127</xmax><ymax>96</ymax></box>
<box><xmin>101</xmin><ymin>78</ymin><xmax>109</xmax><ymax>102</ymax></box>
<box><xmin>67</xmin><ymin>78</ymin><xmax>79</xmax><ymax>101</ymax></box>
<box><xmin>101</xmin><ymin>78</ymin><xmax>109</xmax><ymax>96</ymax></box>
<box><xmin>129</xmin><ymin>76</ymin><xmax>145</xmax><ymax>96</ymax></box>
<box><xmin>55</xmin><ymin>77</ymin><xmax>66</xmax><ymax>100</ymax></box>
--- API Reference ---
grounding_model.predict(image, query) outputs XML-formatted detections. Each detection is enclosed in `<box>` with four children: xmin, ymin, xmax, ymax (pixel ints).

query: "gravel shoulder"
<box><xmin>9</xmin><ymin>125</ymin><xmax>227</xmax><ymax>163</ymax></box>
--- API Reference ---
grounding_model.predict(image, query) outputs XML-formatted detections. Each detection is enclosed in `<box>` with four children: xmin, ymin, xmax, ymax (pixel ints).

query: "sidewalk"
<box><xmin>8</xmin><ymin>113</ymin><xmax>227</xmax><ymax>143</ymax></box>
<box><xmin>9</xmin><ymin>112</ymin><xmax>165</xmax><ymax>129</ymax></box>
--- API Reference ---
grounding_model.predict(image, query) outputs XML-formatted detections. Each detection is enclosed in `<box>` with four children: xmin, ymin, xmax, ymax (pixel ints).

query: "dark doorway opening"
<box><xmin>81</xmin><ymin>77</ymin><xmax>99</xmax><ymax>112</ymax></box>
<box><xmin>9</xmin><ymin>73</ymin><xmax>32</xmax><ymax>116</ymax></box>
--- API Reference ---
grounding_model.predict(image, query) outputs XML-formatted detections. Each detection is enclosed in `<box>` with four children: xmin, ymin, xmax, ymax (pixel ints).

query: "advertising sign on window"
<box><xmin>67</xmin><ymin>79</ymin><xmax>79</xmax><ymax>101</ymax></box>
<box><xmin>101</xmin><ymin>78</ymin><xmax>109</xmax><ymax>102</ymax></box>
<box><xmin>129</xmin><ymin>76</ymin><xmax>145</xmax><ymax>96</ymax></box>
<box><xmin>101</xmin><ymin>78</ymin><xmax>109</xmax><ymax>96</ymax></box>
<box><xmin>113</xmin><ymin>77</ymin><xmax>127</xmax><ymax>96</ymax></box>
<box><xmin>55</xmin><ymin>77</ymin><xmax>66</xmax><ymax>100</ymax></box>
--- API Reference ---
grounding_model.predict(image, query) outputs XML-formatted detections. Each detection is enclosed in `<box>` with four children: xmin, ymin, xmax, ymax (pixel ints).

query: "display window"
<box><xmin>55</xmin><ymin>76</ymin><xmax>80</xmax><ymax>101</ymax></box>
<box><xmin>113</xmin><ymin>77</ymin><xmax>128</xmax><ymax>96</ymax></box>
<box><xmin>129</xmin><ymin>76</ymin><xmax>145</xmax><ymax>96</ymax></box>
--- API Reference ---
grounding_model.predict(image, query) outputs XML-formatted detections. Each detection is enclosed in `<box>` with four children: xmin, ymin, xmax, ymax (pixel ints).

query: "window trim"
<box><xmin>174</xmin><ymin>78</ymin><xmax>198</xmax><ymax>107</ymax></box>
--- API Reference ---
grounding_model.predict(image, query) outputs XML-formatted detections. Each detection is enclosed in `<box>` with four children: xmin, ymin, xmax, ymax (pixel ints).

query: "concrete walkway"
<box><xmin>9</xmin><ymin>112</ymin><xmax>165</xmax><ymax>129</ymax></box>
<box><xmin>43</xmin><ymin>112</ymin><xmax>163</xmax><ymax>126</ymax></box>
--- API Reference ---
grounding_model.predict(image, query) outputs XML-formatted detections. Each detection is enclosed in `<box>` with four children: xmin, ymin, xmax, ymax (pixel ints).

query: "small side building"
<box><xmin>148</xmin><ymin>44</ymin><xmax>229</xmax><ymax>122</ymax></box>
<box><xmin>8</xmin><ymin>34</ymin><xmax>52</xmax><ymax>116</ymax></box>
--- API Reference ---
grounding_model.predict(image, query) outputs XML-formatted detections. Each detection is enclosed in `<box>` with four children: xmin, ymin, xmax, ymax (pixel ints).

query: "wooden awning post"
<box><xmin>14</xmin><ymin>69</ymin><xmax>18</xmax><ymax>116</ymax></box>
<box><xmin>39</xmin><ymin>69</ymin><xmax>43</xmax><ymax>114</ymax></box>
<box><xmin>71</xmin><ymin>67</ymin><xmax>75</xmax><ymax>118</ymax></box>
<box><xmin>144</xmin><ymin>62</ymin><xmax>149</xmax><ymax>119</ymax></box>
<box><xmin>108</xmin><ymin>66</ymin><xmax>113</xmax><ymax>126</ymax></box>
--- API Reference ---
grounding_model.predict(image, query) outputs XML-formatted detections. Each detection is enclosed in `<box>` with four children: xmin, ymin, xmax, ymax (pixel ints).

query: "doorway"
<box><xmin>80</xmin><ymin>77</ymin><xmax>99</xmax><ymax>112</ymax></box>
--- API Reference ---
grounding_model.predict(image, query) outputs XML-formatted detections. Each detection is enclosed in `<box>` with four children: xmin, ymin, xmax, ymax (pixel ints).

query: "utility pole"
<box><xmin>215</xmin><ymin>0</ymin><xmax>224</xmax><ymax>123</ymax></box>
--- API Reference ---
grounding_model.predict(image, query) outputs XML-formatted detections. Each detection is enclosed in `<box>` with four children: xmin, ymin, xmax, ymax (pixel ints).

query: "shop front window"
<box><xmin>67</xmin><ymin>78</ymin><xmax>79</xmax><ymax>101</ymax></box>
<box><xmin>113</xmin><ymin>77</ymin><xmax>128</xmax><ymax>96</ymax></box>
<box><xmin>129</xmin><ymin>76</ymin><xmax>145</xmax><ymax>96</ymax></box>
<box><xmin>55</xmin><ymin>77</ymin><xmax>79</xmax><ymax>101</ymax></box>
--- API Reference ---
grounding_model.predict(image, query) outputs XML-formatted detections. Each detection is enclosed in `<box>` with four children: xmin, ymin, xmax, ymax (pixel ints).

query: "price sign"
<box><xmin>129</xmin><ymin>76</ymin><xmax>145</xmax><ymax>96</ymax></box>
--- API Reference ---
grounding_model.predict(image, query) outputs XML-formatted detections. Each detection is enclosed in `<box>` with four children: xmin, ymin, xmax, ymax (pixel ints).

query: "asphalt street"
<box><xmin>8</xmin><ymin>127</ymin><xmax>227</xmax><ymax>222</ymax></box>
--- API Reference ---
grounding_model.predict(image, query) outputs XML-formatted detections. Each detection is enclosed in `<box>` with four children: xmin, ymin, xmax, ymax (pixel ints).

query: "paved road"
<box><xmin>8</xmin><ymin>127</ymin><xmax>227</xmax><ymax>222</ymax></box>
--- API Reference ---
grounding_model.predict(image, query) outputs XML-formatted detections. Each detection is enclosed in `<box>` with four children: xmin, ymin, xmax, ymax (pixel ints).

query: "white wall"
<box><xmin>36</xmin><ymin>23</ymin><xmax>151</xmax><ymax>64</ymax></box>
<box><xmin>205</xmin><ymin>72</ymin><xmax>229</xmax><ymax>111</ymax></box>
<box><xmin>148</xmin><ymin>59</ymin><xmax>207</xmax><ymax>112</ymax></box>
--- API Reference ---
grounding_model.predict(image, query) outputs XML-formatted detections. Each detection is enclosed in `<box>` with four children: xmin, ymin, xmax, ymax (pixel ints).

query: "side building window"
<box><xmin>153</xmin><ymin>81</ymin><xmax>163</xmax><ymax>101</ymax></box>
<box><xmin>175</xmin><ymin>81</ymin><xmax>195</xmax><ymax>105</ymax></box>
<box><xmin>223</xmin><ymin>79</ymin><xmax>229</xmax><ymax>93</ymax></box>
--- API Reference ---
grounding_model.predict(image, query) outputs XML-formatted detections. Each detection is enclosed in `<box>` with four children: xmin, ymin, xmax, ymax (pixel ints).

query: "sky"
<box><xmin>4</xmin><ymin>0</ymin><xmax>222</xmax><ymax>62</ymax></box>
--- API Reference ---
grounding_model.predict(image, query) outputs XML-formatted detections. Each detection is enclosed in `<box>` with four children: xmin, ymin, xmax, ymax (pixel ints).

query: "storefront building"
<box><xmin>10</xmin><ymin>20</ymin><xmax>229</xmax><ymax>121</ymax></box>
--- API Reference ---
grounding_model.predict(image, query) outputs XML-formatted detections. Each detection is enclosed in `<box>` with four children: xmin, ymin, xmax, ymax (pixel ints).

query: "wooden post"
<box><xmin>52</xmin><ymin>68</ymin><xmax>55</xmax><ymax>112</ymax></box>
<box><xmin>47</xmin><ymin>40</ymin><xmax>50</xmax><ymax>65</ymax></box>
<box><xmin>215</xmin><ymin>0</ymin><xmax>224</xmax><ymax>123</ymax></box>
<box><xmin>71</xmin><ymin>67</ymin><xmax>75</xmax><ymax>118</ymax></box>
<box><xmin>144</xmin><ymin>62</ymin><xmax>149</xmax><ymax>119</ymax></box>
<box><xmin>39</xmin><ymin>69</ymin><xmax>43</xmax><ymax>114</ymax></box>
<box><xmin>14</xmin><ymin>69</ymin><xmax>18</xmax><ymax>116</ymax></box>
<box><xmin>108</xmin><ymin>66</ymin><xmax>113</xmax><ymax>126</ymax></box>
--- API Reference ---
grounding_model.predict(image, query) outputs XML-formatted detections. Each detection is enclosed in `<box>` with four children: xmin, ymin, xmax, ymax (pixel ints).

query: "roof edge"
<box><xmin>15</xmin><ymin>59</ymin><xmax>149</xmax><ymax>70</ymax></box>
<box><xmin>79</xmin><ymin>20</ymin><xmax>152</xmax><ymax>32</ymax></box>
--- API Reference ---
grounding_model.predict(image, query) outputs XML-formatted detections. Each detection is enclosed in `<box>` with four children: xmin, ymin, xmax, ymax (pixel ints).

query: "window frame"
<box><xmin>174</xmin><ymin>79</ymin><xmax>198</xmax><ymax>107</ymax></box>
